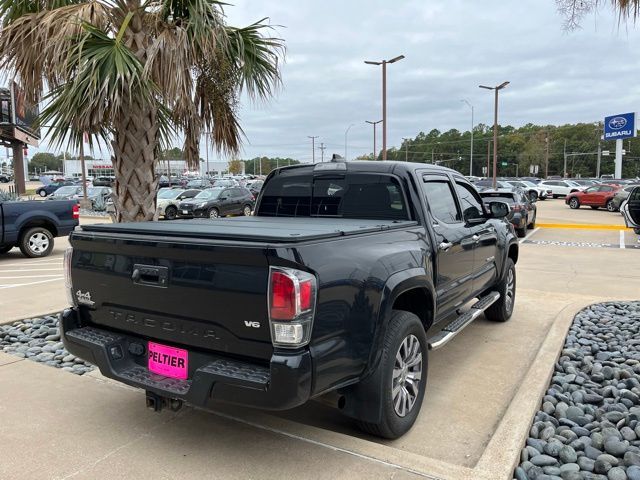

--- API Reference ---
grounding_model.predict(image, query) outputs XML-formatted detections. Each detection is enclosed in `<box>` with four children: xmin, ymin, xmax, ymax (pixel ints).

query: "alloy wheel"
<box><xmin>28</xmin><ymin>232</ymin><xmax>50</xmax><ymax>254</ymax></box>
<box><xmin>505</xmin><ymin>267</ymin><xmax>515</xmax><ymax>314</ymax></box>
<box><xmin>392</xmin><ymin>334</ymin><xmax>423</xmax><ymax>417</ymax></box>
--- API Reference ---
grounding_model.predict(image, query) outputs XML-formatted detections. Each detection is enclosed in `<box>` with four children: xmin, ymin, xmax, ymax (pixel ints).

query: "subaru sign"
<box><xmin>604</xmin><ymin>112</ymin><xmax>636</xmax><ymax>140</ymax></box>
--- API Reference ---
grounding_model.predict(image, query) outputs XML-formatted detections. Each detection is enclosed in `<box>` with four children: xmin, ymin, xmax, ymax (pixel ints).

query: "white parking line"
<box><xmin>0</xmin><ymin>275</ymin><xmax>64</xmax><ymax>279</ymax></box>
<box><xmin>0</xmin><ymin>277</ymin><xmax>63</xmax><ymax>289</ymax></box>
<box><xmin>519</xmin><ymin>227</ymin><xmax>540</xmax><ymax>244</ymax></box>
<box><xmin>0</xmin><ymin>262</ymin><xmax>62</xmax><ymax>268</ymax></box>
<box><xmin>620</xmin><ymin>230</ymin><xmax>626</xmax><ymax>249</ymax></box>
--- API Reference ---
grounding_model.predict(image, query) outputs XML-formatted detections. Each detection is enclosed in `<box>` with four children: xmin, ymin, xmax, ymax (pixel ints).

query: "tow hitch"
<box><xmin>145</xmin><ymin>391</ymin><xmax>183</xmax><ymax>413</ymax></box>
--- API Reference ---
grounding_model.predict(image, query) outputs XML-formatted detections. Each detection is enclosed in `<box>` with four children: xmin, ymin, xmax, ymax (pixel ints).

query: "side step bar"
<box><xmin>428</xmin><ymin>291</ymin><xmax>501</xmax><ymax>350</ymax></box>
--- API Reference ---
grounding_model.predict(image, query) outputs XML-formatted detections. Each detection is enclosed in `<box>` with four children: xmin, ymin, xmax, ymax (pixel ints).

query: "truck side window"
<box><xmin>454</xmin><ymin>181</ymin><xmax>483</xmax><ymax>221</ymax></box>
<box><xmin>422</xmin><ymin>179</ymin><xmax>461</xmax><ymax>224</ymax></box>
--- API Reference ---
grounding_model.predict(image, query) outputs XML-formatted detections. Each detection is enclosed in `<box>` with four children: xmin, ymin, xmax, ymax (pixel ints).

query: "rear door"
<box><xmin>597</xmin><ymin>185</ymin><xmax>615</xmax><ymax>206</ymax></box>
<box><xmin>581</xmin><ymin>186</ymin><xmax>599</xmax><ymax>205</ymax></box>
<box><xmin>421</xmin><ymin>174</ymin><xmax>475</xmax><ymax>318</ymax></box>
<box><xmin>622</xmin><ymin>187</ymin><xmax>640</xmax><ymax>229</ymax></box>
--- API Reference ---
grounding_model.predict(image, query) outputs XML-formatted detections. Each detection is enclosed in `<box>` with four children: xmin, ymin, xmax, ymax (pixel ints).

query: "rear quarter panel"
<box><xmin>1</xmin><ymin>200</ymin><xmax>78</xmax><ymax>244</ymax></box>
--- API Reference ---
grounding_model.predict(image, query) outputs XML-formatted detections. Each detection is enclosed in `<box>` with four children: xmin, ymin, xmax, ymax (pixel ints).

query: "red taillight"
<box><xmin>271</xmin><ymin>271</ymin><xmax>296</xmax><ymax>320</ymax></box>
<box><xmin>512</xmin><ymin>204</ymin><xmax>521</xmax><ymax>212</ymax></box>
<box><xmin>299</xmin><ymin>279</ymin><xmax>312</xmax><ymax>311</ymax></box>
<box><xmin>72</xmin><ymin>203</ymin><xmax>80</xmax><ymax>219</ymax></box>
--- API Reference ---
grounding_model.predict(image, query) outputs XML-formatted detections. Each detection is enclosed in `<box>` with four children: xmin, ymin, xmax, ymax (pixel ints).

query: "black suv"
<box><xmin>178</xmin><ymin>187</ymin><xmax>255</xmax><ymax>218</ymax></box>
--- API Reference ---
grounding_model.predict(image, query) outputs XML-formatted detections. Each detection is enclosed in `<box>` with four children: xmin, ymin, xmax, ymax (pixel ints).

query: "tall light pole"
<box><xmin>402</xmin><ymin>137</ymin><xmax>411</xmax><ymax>161</ymax></box>
<box><xmin>365</xmin><ymin>120</ymin><xmax>382</xmax><ymax>159</ymax></box>
<box><xmin>479</xmin><ymin>81</ymin><xmax>509</xmax><ymax>189</ymax></box>
<box><xmin>344</xmin><ymin>123</ymin><xmax>355</xmax><ymax>160</ymax></box>
<box><xmin>461</xmin><ymin>99</ymin><xmax>474</xmax><ymax>176</ymax></box>
<box><xmin>364</xmin><ymin>54</ymin><xmax>405</xmax><ymax>160</ymax></box>
<box><xmin>308</xmin><ymin>136</ymin><xmax>318</xmax><ymax>163</ymax></box>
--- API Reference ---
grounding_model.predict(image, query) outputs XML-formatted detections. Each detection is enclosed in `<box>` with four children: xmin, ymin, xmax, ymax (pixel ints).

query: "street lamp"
<box><xmin>402</xmin><ymin>137</ymin><xmax>411</xmax><ymax>161</ymax></box>
<box><xmin>308</xmin><ymin>136</ymin><xmax>318</xmax><ymax>163</ymax></box>
<box><xmin>365</xmin><ymin>120</ymin><xmax>383</xmax><ymax>159</ymax></box>
<box><xmin>461</xmin><ymin>99</ymin><xmax>474</xmax><ymax>176</ymax></box>
<box><xmin>364</xmin><ymin>54</ymin><xmax>405</xmax><ymax>160</ymax></box>
<box><xmin>344</xmin><ymin>124</ymin><xmax>355</xmax><ymax>160</ymax></box>
<box><xmin>479</xmin><ymin>81</ymin><xmax>509</xmax><ymax>189</ymax></box>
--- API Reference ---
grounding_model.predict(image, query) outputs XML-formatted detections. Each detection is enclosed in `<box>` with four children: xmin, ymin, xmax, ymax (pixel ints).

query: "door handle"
<box><xmin>472</xmin><ymin>235</ymin><xmax>480</xmax><ymax>242</ymax></box>
<box><xmin>438</xmin><ymin>242</ymin><xmax>453</xmax><ymax>252</ymax></box>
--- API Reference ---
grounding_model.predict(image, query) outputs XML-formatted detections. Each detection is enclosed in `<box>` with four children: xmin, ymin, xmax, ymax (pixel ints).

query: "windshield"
<box><xmin>86</xmin><ymin>187</ymin><xmax>105</xmax><ymax>196</ymax></box>
<box><xmin>520</xmin><ymin>181</ymin><xmax>537</xmax><ymax>187</ymax></box>
<box><xmin>566</xmin><ymin>180</ymin><xmax>580</xmax><ymax>187</ymax></box>
<box><xmin>195</xmin><ymin>188</ymin><xmax>223</xmax><ymax>200</ymax></box>
<box><xmin>158</xmin><ymin>189</ymin><xmax>183</xmax><ymax>199</ymax></box>
<box><xmin>480</xmin><ymin>193</ymin><xmax>516</xmax><ymax>203</ymax></box>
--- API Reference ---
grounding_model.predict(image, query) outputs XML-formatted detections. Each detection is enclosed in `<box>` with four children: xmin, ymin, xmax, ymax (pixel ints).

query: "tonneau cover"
<box><xmin>79</xmin><ymin>217</ymin><xmax>417</xmax><ymax>243</ymax></box>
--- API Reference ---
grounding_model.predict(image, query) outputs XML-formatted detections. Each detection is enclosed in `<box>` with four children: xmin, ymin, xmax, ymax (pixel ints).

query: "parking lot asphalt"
<box><xmin>0</xmin><ymin>217</ymin><xmax>110</xmax><ymax>324</ymax></box>
<box><xmin>0</xmin><ymin>198</ymin><xmax>638</xmax><ymax>480</ymax></box>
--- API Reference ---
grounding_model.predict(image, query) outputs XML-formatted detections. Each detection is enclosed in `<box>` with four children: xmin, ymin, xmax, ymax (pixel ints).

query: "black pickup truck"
<box><xmin>0</xmin><ymin>199</ymin><xmax>79</xmax><ymax>257</ymax></box>
<box><xmin>61</xmin><ymin>161</ymin><xmax>518</xmax><ymax>438</ymax></box>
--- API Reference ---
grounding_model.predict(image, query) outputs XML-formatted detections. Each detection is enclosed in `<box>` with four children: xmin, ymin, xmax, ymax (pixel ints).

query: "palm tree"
<box><xmin>0</xmin><ymin>0</ymin><xmax>284</xmax><ymax>222</ymax></box>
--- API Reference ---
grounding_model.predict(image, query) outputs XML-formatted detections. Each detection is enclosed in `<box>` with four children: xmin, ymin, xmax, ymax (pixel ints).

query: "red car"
<box><xmin>565</xmin><ymin>184</ymin><xmax>621</xmax><ymax>211</ymax></box>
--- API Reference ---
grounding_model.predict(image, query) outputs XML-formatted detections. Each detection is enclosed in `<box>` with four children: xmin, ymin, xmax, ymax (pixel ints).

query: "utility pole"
<box><xmin>545</xmin><ymin>135</ymin><xmax>550</xmax><ymax>179</ymax></box>
<box><xmin>487</xmin><ymin>140</ymin><xmax>491</xmax><ymax>178</ymax></box>
<box><xmin>364</xmin><ymin>55</ymin><xmax>405</xmax><ymax>160</ymax></box>
<box><xmin>205</xmin><ymin>133</ymin><xmax>209</xmax><ymax>176</ymax></box>
<box><xmin>402</xmin><ymin>137</ymin><xmax>410</xmax><ymax>161</ymax></box>
<box><xmin>308</xmin><ymin>136</ymin><xmax>318</xmax><ymax>163</ymax></box>
<box><xmin>365</xmin><ymin>120</ymin><xmax>382</xmax><ymax>159</ymax></box>
<box><xmin>461</xmin><ymin>99</ymin><xmax>474</xmax><ymax>175</ymax></box>
<box><xmin>318</xmin><ymin>143</ymin><xmax>326</xmax><ymax>162</ymax></box>
<box><xmin>563</xmin><ymin>139</ymin><xmax>567</xmax><ymax>178</ymax></box>
<box><xmin>479</xmin><ymin>81</ymin><xmax>509</xmax><ymax>189</ymax></box>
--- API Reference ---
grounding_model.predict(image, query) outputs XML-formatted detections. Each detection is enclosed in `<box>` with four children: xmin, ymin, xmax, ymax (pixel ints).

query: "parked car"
<box><xmin>538</xmin><ymin>180</ymin><xmax>585</xmax><ymax>198</ymax></box>
<box><xmin>60</xmin><ymin>161</ymin><xmax>518</xmax><ymax>439</ymax></box>
<box><xmin>473</xmin><ymin>179</ymin><xmax>513</xmax><ymax>191</ymax></box>
<box><xmin>480</xmin><ymin>189</ymin><xmax>536</xmax><ymax>237</ymax></box>
<box><xmin>92</xmin><ymin>176</ymin><xmax>115</xmax><ymax>187</ymax></box>
<box><xmin>246</xmin><ymin>180</ymin><xmax>264</xmax><ymax>196</ymax></box>
<box><xmin>0</xmin><ymin>199</ymin><xmax>79</xmax><ymax>257</ymax></box>
<box><xmin>571</xmin><ymin>179</ymin><xmax>597</xmax><ymax>188</ymax></box>
<box><xmin>621</xmin><ymin>186</ymin><xmax>640</xmax><ymax>235</ymax></box>
<box><xmin>36</xmin><ymin>181</ymin><xmax>75</xmax><ymax>197</ymax></box>
<box><xmin>505</xmin><ymin>180</ymin><xmax>550</xmax><ymax>201</ymax></box>
<box><xmin>46</xmin><ymin>185</ymin><xmax>83</xmax><ymax>200</ymax></box>
<box><xmin>210</xmin><ymin>178</ymin><xmax>238</xmax><ymax>188</ymax></box>
<box><xmin>28</xmin><ymin>174</ymin><xmax>40</xmax><ymax>181</ymax></box>
<box><xmin>74</xmin><ymin>186</ymin><xmax>112</xmax><ymax>209</ymax></box>
<box><xmin>0</xmin><ymin>174</ymin><xmax>12</xmax><ymax>183</ymax></box>
<box><xmin>611</xmin><ymin>184</ymin><xmax>640</xmax><ymax>211</ymax></box>
<box><xmin>565</xmin><ymin>184</ymin><xmax>621</xmax><ymax>211</ymax></box>
<box><xmin>186</xmin><ymin>179</ymin><xmax>212</xmax><ymax>190</ymax></box>
<box><xmin>178</xmin><ymin>187</ymin><xmax>254</xmax><ymax>218</ymax></box>
<box><xmin>156</xmin><ymin>188</ymin><xmax>201</xmax><ymax>220</ymax></box>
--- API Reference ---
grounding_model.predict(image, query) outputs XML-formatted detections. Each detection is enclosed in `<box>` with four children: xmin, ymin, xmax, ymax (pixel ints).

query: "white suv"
<box><xmin>538</xmin><ymin>180</ymin><xmax>585</xmax><ymax>198</ymax></box>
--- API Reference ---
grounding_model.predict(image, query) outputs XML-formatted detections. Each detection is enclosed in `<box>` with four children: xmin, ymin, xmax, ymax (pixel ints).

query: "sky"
<box><xmin>28</xmin><ymin>0</ymin><xmax>640</xmax><ymax>164</ymax></box>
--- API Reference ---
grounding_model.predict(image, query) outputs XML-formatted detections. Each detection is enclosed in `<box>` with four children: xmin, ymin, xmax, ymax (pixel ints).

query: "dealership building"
<box><xmin>62</xmin><ymin>158</ymin><xmax>230</xmax><ymax>177</ymax></box>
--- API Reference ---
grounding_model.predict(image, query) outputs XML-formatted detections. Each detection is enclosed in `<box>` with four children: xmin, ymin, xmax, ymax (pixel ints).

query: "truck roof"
<box><xmin>273</xmin><ymin>160</ymin><xmax>457</xmax><ymax>176</ymax></box>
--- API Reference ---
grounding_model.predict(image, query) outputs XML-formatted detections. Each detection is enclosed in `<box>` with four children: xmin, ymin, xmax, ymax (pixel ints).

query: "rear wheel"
<box><xmin>569</xmin><ymin>197</ymin><xmax>580</xmax><ymax>209</ymax></box>
<box><xmin>164</xmin><ymin>206</ymin><xmax>177</xmax><ymax>220</ymax></box>
<box><xmin>208</xmin><ymin>207</ymin><xmax>219</xmax><ymax>219</ymax></box>
<box><xmin>552</xmin><ymin>194</ymin><xmax>559</xmax><ymax>199</ymax></box>
<box><xmin>356</xmin><ymin>310</ymin><xmax>428</xmax><ymax>439</ymax></box>
<box><xmin>529</xmin><ymin>191</ymin><xmax>538</xmax><ymax>202</ymax></box>
<box><xmin>485</xmin><ymin>258</ymin><xmax>516</xmax><ymax>322</ymax></box>
<box><xmin>528</xmin><ymin>213</ymin><xmax>536</xmax><ymax>229</ymax></box>
<box><xmin>606</xmin><ymin>199</ymin><xmax>616</xmax><ymax>212</ymax></box>
<box><xmin>38</xmin><ymin>190</ymin><xmax>47</xmax><ymax>197</ymax></box>
<box><xmin>19</xmin><ymin>227</ymin><xmax>54</xmax><ymax>258</ymax></box>
<box><xmin>242</xmin><ymin>204</ymin><xmax>252</xmax><ymax>216</ymax></box>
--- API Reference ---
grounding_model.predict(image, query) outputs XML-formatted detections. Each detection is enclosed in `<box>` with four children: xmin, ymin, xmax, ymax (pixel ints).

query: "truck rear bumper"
<box><xmin>60</xmin><ymin>308</ymin><xmax>312</xmax><ymax>411</ymax></box>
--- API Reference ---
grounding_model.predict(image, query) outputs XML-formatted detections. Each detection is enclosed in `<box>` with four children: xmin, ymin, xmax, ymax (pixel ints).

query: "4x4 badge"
<box><xmin>76</xmin><ymin>290</ymin><xmax>95</xmax><ymax>306</ymax></box>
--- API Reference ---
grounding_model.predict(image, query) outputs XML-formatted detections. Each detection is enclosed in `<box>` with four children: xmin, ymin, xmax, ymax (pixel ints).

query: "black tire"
<box><xmin>528</xmin><ymin>213</ymin><xmax>536</xmax><ymax>229</ymax></box>
<box><xmin>606</xmin><ymin>199</ymin><xmax>616</xmax><ymax>212</ymax></box>
<box><xmin>634</xmin><ymin>228</ymin><xmax>640</xmax><ymax>235</ymax></box>
<box><xmin>529</xmin><ymin>191</ymin><xmax>538</xmax><ymax>202</ymax></box>
<box><xmin>242</xmin><ymin>204</ymin><xmax>253</xmax><ymax>216</ymax></box>
<box><xmin>356</xmin><ymin>310</ymin><xmax>428</xmax><ymax>439</ymax></box>
<box><xmin>0</xmin><ymin>245</ymin><xmax>13</xmax><ymax>254</ymax></box>
<box><xmin>552</xmin><ymin>194</ymin><xmax>559</xmax><ymax>199</ymax></box>
<box><xmin>38</xmin><ymin>189</ymin><xmax>47</xmax><ymax>197</ymax></box>
<box><xmin>484</xmin><ymin>257</ymin><xmax>516</xmax><ymax>322</ymax></box>
<box><xmin>207</xmin><ymin>207</ymin><xmax>219</xmax><ymax>219</ymax></box>
<box><xmin>19</xmin><ymin>227</ymin><xmax>54</xmax><ymax>258</ymax></box>
<box><xmin>516</xmin><ymin>227</ymin><xmax>526</xmax><ymax>237</ymax></box>
<box><xmin>164</xmin><ymin>206</ymin><xmax>177</xmax><ymax>220</ymax></box>
<box><xmin>569</xmin><ymin>197</ymin><xmax>580</xmax><ymax>209</ymax></box>
<box><xmin>590</xmin><ymin>206</ymin><xmax>599</xmax><ymax>210</ymax></box>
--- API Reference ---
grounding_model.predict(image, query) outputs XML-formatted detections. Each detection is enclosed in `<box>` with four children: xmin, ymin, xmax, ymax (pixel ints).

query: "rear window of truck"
<box><xmin>257</xmin><ymin>172</ymin><xmax>409</xmax><ymax>220</ymax></box>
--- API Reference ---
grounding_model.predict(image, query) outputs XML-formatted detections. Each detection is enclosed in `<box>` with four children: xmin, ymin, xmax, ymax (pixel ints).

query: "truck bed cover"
<box><xmin>79</xmin><ymin>217</ymin><xmax>417</xmax><ymax>243</ymax></box>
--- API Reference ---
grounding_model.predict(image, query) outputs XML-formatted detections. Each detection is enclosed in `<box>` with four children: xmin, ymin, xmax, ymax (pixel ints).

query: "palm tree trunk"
<box><xmin>111</xmin><ymin>100</ymin><xmax>159</xmax><ymax>222</ymax></box>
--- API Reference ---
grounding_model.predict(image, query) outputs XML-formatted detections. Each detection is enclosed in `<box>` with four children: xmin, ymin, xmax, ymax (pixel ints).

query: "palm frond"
<box><xmin>224</xmin><ymin>18</ymin><xmax>284</xmax><ymax>101</ymax></box>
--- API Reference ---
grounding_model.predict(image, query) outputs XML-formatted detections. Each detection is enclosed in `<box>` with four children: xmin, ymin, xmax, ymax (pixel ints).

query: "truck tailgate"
<box><xmin>69</xmin><ymin>231</ymin><xmax>273</xmax><ymax>361</ymax></box>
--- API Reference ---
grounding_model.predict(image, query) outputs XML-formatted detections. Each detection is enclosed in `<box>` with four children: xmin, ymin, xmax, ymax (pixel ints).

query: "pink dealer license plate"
<box><xmin>148</xmin><ymin>341</ymin><xmax>188</xmax><ymax>379</ymax></box>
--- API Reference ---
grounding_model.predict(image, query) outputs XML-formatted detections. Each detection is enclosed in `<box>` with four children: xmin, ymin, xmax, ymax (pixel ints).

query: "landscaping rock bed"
<box><xmin>514</xmin><ymin>301</ymin><xmax>640</xmax><ymax>480</ymax></box>
<box><xmin>0</xmin><ymin>314</ymin><xmax>94</xmax><ymax>375</ymax></box>
<box><xmin>79</xmin><ymin>208</ymin><xmax>110</xmax><ymax>218</ymax></box>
